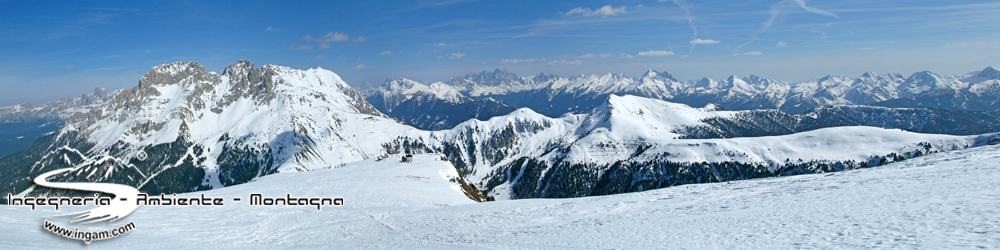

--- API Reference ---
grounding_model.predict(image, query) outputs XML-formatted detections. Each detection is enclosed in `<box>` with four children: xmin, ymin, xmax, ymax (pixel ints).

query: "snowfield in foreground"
<box><xmin>2</xmin><ymin>147</ymin><xmax>999</xmax><ymax>249</ymax></box>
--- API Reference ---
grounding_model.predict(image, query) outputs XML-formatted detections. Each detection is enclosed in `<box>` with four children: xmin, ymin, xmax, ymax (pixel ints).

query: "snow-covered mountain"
<box><xmin>1</xmin><ymin>60</ymin><xmax>428</xmax><ymax>197</ymax></box>
<box><xmin>404</xmin><ymin>95</ymin><xmax>1000</xmax><ymax>199</ymax></box>
<box><xmin>875</xmin><ymin>66</ymin><xmax>1000</xmax><ymax>111</ymax></box>
<box><xmin>366</xmin><ymin>79</ymin><xmax>516</xmax><ymax>130</ymax></box>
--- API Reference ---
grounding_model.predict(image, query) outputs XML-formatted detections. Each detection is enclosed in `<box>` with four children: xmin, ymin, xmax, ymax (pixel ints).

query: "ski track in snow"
<box><xmin>2</xmin><ymin>146</ymin><xmax>999</xmax><ymax>249</ymax></box>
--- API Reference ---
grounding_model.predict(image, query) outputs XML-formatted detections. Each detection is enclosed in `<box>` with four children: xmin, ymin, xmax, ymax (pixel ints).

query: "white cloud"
<box><xmin>353</xmin><ymin>35</ymin><xmax>368</xmax><ymax>42</ymax></box>
<box><xmin>689</xmin><ymin>38</ymin><xmax>720</xmax><ymax>44</ymax></box>
<box><xmin>547</xmin><ymin>59</ymin><xmax>583</xmax><ymax>65</ymax></box>
<box><xmin>638</xmin><ymin>50</ymin><xmax>675</xmax><ymax>56</ymax></box>
<box><xmin>565</xmin><ymin>7</ymin><xmax>589</xmax><ymax>16</ymax></box>
<box><xmin>590</xmin><ymin>5</ymin><xmax>627</xmax><ymax>17</ymax></box>
<box><xmin>265</xmin><ymin>26</ymin><xmax>282</xmax><ymax>32</ymax></box>
<box><xmin>353</xmin><ymin>64</ymin><xmax>373</xmax><ymax>69</ymax></box>
<box><xmin>434</xmin><ymin>43</ymin><xmax>452</xmax><ymax>47</ymax></box>
<box><xmin>64</xmin><ymin>65</ymin><xmax>74</xmax><ymax>70</ymax></box>
<box><xmin>304</xmin><ymin>32</ymin><xmax>350</xmax><ymax>48</ymax></box>
<box><xmin>743</xmin><ymin>51</ymin><xmax>764</xmax><ymax>56</ymax></box>
<box><xmin>449</xmin><ymin>52</ymin><xmax>466</xmax><ymax>59</ymax></box>
<box><xmin>314</xmin><ymin>55</ymin><xmax>325</xmax><ymax>59</ymax></box>
<box><xmin>502</xmin><ymin>58</ymin><xmax>541</xmax><ymax>64</ymax></box>
<box><xmin>619</xmin><ymin>53</ymin><xmax>635</xmax><ymax>59</ymax></box>
<box><xmin>380</xmin><ymin>50</ymin><xmax>392</xmax><ymax>55</ymax></box>
<box><xmin>579</xmin><ymin>53</ymin><xmax>615</xmax><ymax>59</ymax></box>
<box><xmin>565</xmin><ymin>5</ymin><xmax>627</xmax><ymax>18</ymax></box>
<box><xmin>777</xmin><ymin>41</ymin><xmax>788</xmax><ymax>47</ymax></box>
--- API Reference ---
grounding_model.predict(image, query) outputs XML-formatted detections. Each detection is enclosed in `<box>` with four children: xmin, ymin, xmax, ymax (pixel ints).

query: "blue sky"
<box><xmin>2</xmin><ymin>0</ymin><xmax>999</xmax><ymax>107</ymax></box>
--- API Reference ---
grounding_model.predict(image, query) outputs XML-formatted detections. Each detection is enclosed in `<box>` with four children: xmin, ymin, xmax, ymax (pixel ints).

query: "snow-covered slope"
<box><xmin>2</xmin><ymin>145</ymin><xmax>997</xmax><ymax>249</ymax></box>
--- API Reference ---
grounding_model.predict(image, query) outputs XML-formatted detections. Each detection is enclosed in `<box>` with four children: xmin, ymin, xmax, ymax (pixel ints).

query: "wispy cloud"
<box><xmin>448</xmin><ymin>52</ymin><xmax>466</xmax><ymax>59</ymax></box>
<box><xmin>314</xmin><ymin>55</ymin><xmax>325</xmax><ymax>59</ymax></box>
<box><xmin>736</xmin><ymin>0</ymin><xmax>838</xmax><ymax>52</ymax></box>
<box><xmin>547</xmin><ymin>59</ymin><xmax>583</xmax><ymax>65</ymax></box>
<box><xmin>501</xmin><ymin>58</ymin><xmax>544</xmax><ymax>64</ymax></box>
<box><xmin>434</xmin><ymin>43</ymin><xmax>452</xmax><ymax>47</ymax></box>
<box><xmin>778</xmin><ymin>41</ymin><xmax>788</xmax><ymax>47</ymax></box>
<box><xmin>353</xmin><ymin>35</ymin><xmax>368</xmax><ymax>42</ymax></box>
<box><xmin>565</xmin><ymin>5</ymin><xmax>627</xmax><ymax>18</ymax></box>
<box><xmin>790</xmin><ymin>0</ymin><xmax>839</xmax><ymax>18</ymax></box>
<box><xmin>619</xmin><ymin>53</ymin><xmax>635</xmax><ymax>59</ymax></box>
<box><xmin>380</xmin><ymin>50</ymin><xmax>392</xmax><ymax>55</ymax></box>
<box><xmin>265</xmin><ymin>26</ymin><xmax>282</xmax><ymax>32</ymax></box>
<box><xmin>579</xmin><ymin>53</ymin><xmax>617</xmax><ymax>59</ymax></box>
<box><xmin>63</xmin><ymin>65</ymin><xmax>74</xmax><ymax>70</ymax></box>
<box><xmin>809</xmin><ymin>30</ymin><xmax>828</xmax><ymax>40</ymax></box>
<box><xmin>303</xmin><ymin>32</ymin><xmax>350</xmax><ymax>48</ymax></box>
<box><xmin>690</xmin><ymin>38</ymin><xmax>720</xmax><ymax>45</ymax></box>
<box><xmin>743</xmin><ymin>51</ymin><xmax>763</xmax><ymax>56</ymax></box>
<box><xmin>638</xmin><ymin>50</ymin><xmax>675</xmax><ymax>56</ymax></box>
<box><xmin>417</xmin><ymin>0</ymin><xmax>481</xmax><ymax>8</ymax></box>
<box><xmin>287</xmin><ymin>45</ymin><xmax>313</xmax><ymax>50</ymax></box>
<box><xmin>858</xmin><ymin>47</ymin><xmax>877</xmax><ymax>50</ymax></box>
<box><xmin>353</xmin><ymin>64</ymin><xmax>373</xmax><ymax>69</ymax></box>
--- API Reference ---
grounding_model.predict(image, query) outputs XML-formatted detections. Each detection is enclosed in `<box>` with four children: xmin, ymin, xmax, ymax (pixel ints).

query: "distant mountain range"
<box><xmin>367</xmin><ymin>67</ymin><xmax>1000</xmax><ymax>130</ymax></box>
<box><xmin>0</xmin><ymin>88</ymin><xmax>115</xmax><ymax>158</ymax></box>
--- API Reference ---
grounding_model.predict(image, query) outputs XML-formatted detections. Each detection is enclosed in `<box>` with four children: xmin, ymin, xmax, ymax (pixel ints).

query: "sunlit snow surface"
<box><xmin>2</xmin><ymin>147</ymin><xmax>999</xmax><ymax>249</ymax></box>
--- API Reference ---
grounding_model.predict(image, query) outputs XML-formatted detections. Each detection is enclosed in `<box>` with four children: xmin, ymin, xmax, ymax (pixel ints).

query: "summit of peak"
<box><xmin>223</xmin><ymin>60</ymin><xmax>261</xmax><ymax>76</ymax></box>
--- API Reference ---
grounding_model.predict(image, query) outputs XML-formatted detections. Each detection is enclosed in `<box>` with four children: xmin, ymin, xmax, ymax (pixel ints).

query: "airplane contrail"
<box><xmin>736</xmin><ymin>0</ymin><xmax>838</xmax><ymax>52</ymax></box>
<box><xmin>672</xmin><ymin>0</ymin><xmax>701</xmax><ymax>52</ymax></box>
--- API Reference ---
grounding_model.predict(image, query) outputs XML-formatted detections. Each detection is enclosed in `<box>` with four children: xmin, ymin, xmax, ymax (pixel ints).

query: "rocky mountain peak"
<box><xmin>642</xmin><ymin>70</ymin><xmax>678</xmax><ymax>82</ymax></box>
<box><xmin>453</xmin><ymin>68</ymin><xmax>523</xmax><ymax>87</ymax></box>
<box><xmin>223</xmin><ymin>60</ymin><xmax>261</xmax><ymax>77</ymax></box>
<box><xmin>139</xmin><ymin>61</ymin><xmax>211</xmax><ymax>89</ymax></box>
